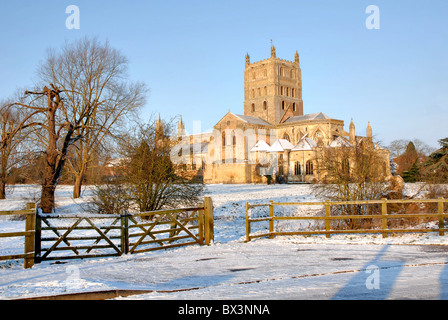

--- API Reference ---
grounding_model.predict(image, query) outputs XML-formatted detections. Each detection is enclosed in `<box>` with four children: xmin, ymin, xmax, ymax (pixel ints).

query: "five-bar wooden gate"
<box><xmin>34</xmin><ymin>197</ymin><xmax>214</xmax><ymax>263</ymax></box>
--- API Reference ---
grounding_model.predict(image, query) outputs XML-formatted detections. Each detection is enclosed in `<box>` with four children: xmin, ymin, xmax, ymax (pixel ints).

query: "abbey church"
<box><xmin>173</xmin><ymin>46</ymin><xmax>391</xmax><ymax>184</ymax></box>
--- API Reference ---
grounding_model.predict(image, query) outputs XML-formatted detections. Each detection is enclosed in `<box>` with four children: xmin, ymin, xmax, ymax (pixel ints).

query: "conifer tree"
<box><xmin>423</xmin><ymin>138</ymin><xmax>448</xmax><ymax>183</ymax></box>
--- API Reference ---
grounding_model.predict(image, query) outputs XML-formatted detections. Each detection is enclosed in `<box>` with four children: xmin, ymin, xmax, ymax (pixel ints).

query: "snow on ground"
<box><xmin>1</xmin><ymin>183</ymin><xmax>448</xmax><ymax>300</ymax></box>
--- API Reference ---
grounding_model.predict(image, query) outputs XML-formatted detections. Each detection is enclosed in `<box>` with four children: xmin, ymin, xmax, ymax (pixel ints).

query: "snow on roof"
<box><xmin>267</xmin><ymin>139</ymin><xmax>295</xmax><ymax>152</ymax></box>
<box><xmin>232</xmin><ymin>113</ymin><xmax>274</xmax><ymax>127</ymax></box>
<box><xmin>283</xmin><ymin>112</ymin><xmax>333</xmax><ymax>124</ymax></box>
<box><xmin>292</xmin><ymin>137</ymin><xmax>317</xmax><ymax>151</ymax></box>
<box><xmin>250</xmin><ymin>140</ymin><xmax>271</xmax><ymax>152</ymax></box>
<box><xmin>328</xmin><ymin>136</ymin><xmax>353</xmax><ymax>148</ymax></box>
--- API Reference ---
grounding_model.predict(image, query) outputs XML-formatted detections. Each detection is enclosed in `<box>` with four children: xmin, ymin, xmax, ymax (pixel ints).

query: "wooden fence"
<box><xmin>1</xmin><ymin>198</ymin><xmax>213</xmax><ymax>268</ymax></box>
<box><xmin>0</xmin><ymin>203</ymin><xmax>36</xmax><ymax>269</ymax></box>
<box><xmin>246</xmin><ymin>198</ymin><xmax>448</xmax><ymax>242</ymax></box>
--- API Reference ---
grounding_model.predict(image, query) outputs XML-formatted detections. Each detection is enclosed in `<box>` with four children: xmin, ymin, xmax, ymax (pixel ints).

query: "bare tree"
<box><xmin>388</xmin><ymin>138</ymin><xmax>434</xmax><ymax>158</ymax></box>
<box><xmin>88</xmin><ymin>118</ymin><xmax>204</xmax><ymax>215</ymax></box>
<box><xmin>38</xmin><ymin>37</ymin><xmax>147</xmax><ymax>198</ymax></box>
<box><xmin>15</xmin><ymin>84</ymin><xmax>93</xmax><ymax>213</ymax></box>
<box><xmin>123</xmin><ymin>119</ymin><xmax>204</xmax><ymax>212</ymax></box>
<box><xmin>0</xmin><ymin>98</ymin><xmax>41</xmax><ymax>199</ymax></box>
<box><xmin>313</xmin><ymin>141</ymin><xmax>390</xmax><ymax>229</ymax></box>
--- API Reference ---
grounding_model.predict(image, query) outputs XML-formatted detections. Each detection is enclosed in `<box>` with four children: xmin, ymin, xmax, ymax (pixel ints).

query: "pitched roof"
<box><xmin>292</xmin><ymin>137</ymin><xmax>317</xmax><ymax>151</ymax></box>
<box><xmin>250</xmin><ymin>140</ymin><xmax>270</xmax><ymax>152</ymax></box>
<box><xmin>283</xmin><ymin>112</ymin><xmax>332</xmax><ymax>124</ymax></box>
<box><xmin>232</xmin><ymin>113</ymin><xmax>275</xmax><ymax>127</ymax></box>
<box><xmin>328</xmin><ymin>136</ymin><xmax>353</xmax><ymax>148</ymax></box>
<box><xmin>268</xmin><ymin>139</ymin><xmax>295</xmax><ymax>152</ymax></box>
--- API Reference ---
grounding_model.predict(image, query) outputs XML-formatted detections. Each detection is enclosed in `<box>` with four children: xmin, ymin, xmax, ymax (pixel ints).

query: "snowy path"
<box><xmin>1</xmin><ymin>240</ymin><xmax>448</xmax><ymax>300</ymax></box>
<box><xmin>1</xmin><ymin>183</ymin><xmax>448</xmax><ymax>300</ymax></box>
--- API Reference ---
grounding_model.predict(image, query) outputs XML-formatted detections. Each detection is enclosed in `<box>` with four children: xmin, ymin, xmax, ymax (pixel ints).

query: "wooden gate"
<box><xmin>34</xmin><ymin>197</ymin><xmax>213</xmax><ymax>263</ymax></box>
<box><xmin>35</xmin><ymin>212</ymin><xmax>125</xmax><ymax>262</ymax></box>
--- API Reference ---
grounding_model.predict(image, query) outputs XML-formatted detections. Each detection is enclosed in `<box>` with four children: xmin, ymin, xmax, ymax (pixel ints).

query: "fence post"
<box><xmin>198</xmin><ymin>201</ymin><xmax>204</xmax><ymax>245</ymax></box>
<box><xmin>439</xmin><ymin>198</ymin><xmax>445</xmax><ymax>236</ymax></box>
<box><xmin>24</xmin><ymin>210</ymin><xmax>35</xmax><ymax>269</ymax></box>
<box><xmin>269</xmin><ymin>200</ymin><xmax>274</xmax><ymax>239</ymax></box>
<box><xmin>34</xmin><ymin>208</ymin><xmax>42</xmax><ymax>264</ymax></box>
<box><xmin>204</xmin><ymin>197</ymin><xmax>214</xmax><ymax>245</ymax></box>
<box><xmin>121</xmin><ymin>211</ymin><xmax>130</xmax><ymax>255</ymax></box>
<box><xmin>382</xmin><ymin>198</ymin><xmax>388</xmax><ymax>238</ymax></box>
<box><xmin>245</xmin><ymin>202</ymin><xmax>251</xmax><ymax>242</ymax></box>
<box><xmin>325</xmin><ymin>201</ymin><xmax>331</xmax><ymax>239</ymax></box>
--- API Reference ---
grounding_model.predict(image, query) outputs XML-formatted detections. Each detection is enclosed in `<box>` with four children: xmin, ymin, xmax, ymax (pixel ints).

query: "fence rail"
<box><xmin>246</xmin><ymin>198</ymin><xmax>448</xmax><ymax>242</ymax></box>
<box><xmin>0</xmin><ymin>204</ymin><xmax>36</xmax><ymax>269</ymax></box>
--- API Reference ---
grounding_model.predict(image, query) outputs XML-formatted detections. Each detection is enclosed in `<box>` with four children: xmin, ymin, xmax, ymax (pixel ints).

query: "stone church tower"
<box><xmin>174</xmin><ymin>45</ymin><xmax>392</xmax><ymax>184</ymax></box>
<box><xmin>244</xmin><ymin>45</ymin><xmax>304</xmax><ymax>124</ymax></box>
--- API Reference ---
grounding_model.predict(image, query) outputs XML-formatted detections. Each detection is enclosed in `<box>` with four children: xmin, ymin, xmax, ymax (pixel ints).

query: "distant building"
<box><xmin>171</xmin><ymin>46</ymin><xmax>392</xmax><ymax>184</ymax></box>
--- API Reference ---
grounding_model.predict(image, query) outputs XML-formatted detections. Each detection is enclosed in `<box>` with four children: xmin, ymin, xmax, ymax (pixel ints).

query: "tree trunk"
<box><xmin>41</xmin><ymin>183</ymin><xmax>56</xmax><ymax>213</ymax></box>
<box><xmin>73</xmin><ymin>163</ymin><xmax>87</xmax><ymax>199</ymax></box>
<box><xmin>39</xmin><ymin>90</ymin><xmax>75</xmax><ymax>214</ymax></box>
<box><xmin>0</xmin><ymin>146</ymin><xmax>8</xmax><ymax>200</ymax></box>
<box><xmin>0</xmin><ymin>180</ymin><xmax>5</xmax><ymax>200</ymax></box>
<box><xmin>41</xmin><ymin>137</ymin><xmax>58</xmax><ymax>213</ymax></box>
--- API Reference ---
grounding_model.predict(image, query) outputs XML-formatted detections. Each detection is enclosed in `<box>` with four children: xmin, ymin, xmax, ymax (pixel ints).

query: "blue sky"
<box><xmin>0</xmin><ymin>0</ymin><xmax>447</xmax><ymax>149</ymax></box>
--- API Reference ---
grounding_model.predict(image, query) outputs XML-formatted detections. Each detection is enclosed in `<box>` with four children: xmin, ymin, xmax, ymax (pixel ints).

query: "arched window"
<box><xmin>264</xmin><ymin>86</ymin><xmax>267</xmax><ymax>95</ymax></box>
<box><xmin>294</xmin><ymin>162</ymin><xmax>301</xmax><ymax>175</ymax></box>
<box><xmin>293</xmin><ymin>103</ymin><xmax>296</xmax><ymax>112</ymax></box>
<box><xmin>263</xmin><ymin>101</ymin><xmax>267</xmax><ymax>110</ymax></box>
<box><xmin>306</xmin><ymin>161</ymin><xmax>314</xmax><ymax>175</ymax></box>
<box><xmin>251</xmin><ymin>103</ymin><xmax>255</xmax><ymax>112</ymax></box>
<box><xmin>283</xmin><ymin>133</ymin><xmax>291</xmax><ymax>142</ymax></box>
<box><xmin>222</xmin><ymin>132</ymin><xmax>226</xmax><ymax>147</ymax></box>
<box><xmin>286</xmin><ymin>87</ymin><xmax>289</xmax><ymax>97</ymax></box>
<box><xmin>281</xmin><ymin>101</ymin><xmax>285</xmax><ymax>110</ymax></box>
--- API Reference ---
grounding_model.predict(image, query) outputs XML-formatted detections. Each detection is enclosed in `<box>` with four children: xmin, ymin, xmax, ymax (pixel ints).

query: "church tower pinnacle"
<box><xmin>177</xmin><ymin>116</ymin><xmax>185</xmax><ymax>137</ymax></box>
<box><xmin>349</xmin><ymin>118</ymin><xmax>356</xmax><ymax>144</ymax></box>
<box><xmin>367</xmin><ymin>122</ymin><xmax>373</xmax><ymax>143</ymax></box>
<box><xmin>271</xmin><ymin>45</ymin><xmax>276</xmax><ymax>59</ymax></box>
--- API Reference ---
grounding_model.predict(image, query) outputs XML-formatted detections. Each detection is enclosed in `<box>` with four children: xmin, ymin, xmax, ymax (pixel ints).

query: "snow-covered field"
<box><xmin>1</xmin><ymin>183</ymin><xmax>448</xmax><ymax>300</ymax></box>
